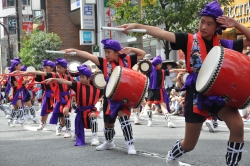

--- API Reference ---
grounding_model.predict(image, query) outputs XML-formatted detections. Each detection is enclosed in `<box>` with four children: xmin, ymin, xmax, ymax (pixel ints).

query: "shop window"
<box><xmin>3</xmin><ymin>17</ymin><xmax>17</xmax><ymax>36</ymax></box>
<box><xmin>22</xmin><ymin>0</ymin><xmax>30</xmax><ymax>5</ymax></box>
<box><xmin>2</xmin><ymin>0</ymin><xmax>15</xmax><ymax>8</ymax></box>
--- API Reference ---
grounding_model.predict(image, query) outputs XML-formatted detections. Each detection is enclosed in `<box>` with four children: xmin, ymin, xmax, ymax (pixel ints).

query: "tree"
<box><xmin>108</xmin><ymin>0</ymin><xmax>234</xmax><ymax>59</ymax></box>
<box><xmin>19</xmin><ymin>28</ymin><xmax>62</xmax><ymax>69</ymax></box>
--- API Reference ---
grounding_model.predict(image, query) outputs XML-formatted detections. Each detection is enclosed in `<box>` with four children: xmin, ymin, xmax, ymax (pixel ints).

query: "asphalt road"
<box><xmin>0</xmin><ymin>105</ymin><xmax>250</xmax><ymax>166</ymax></box>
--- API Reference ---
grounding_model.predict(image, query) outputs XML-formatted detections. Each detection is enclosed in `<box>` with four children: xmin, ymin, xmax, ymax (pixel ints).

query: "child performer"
<box><xmin>22</xmin><ymin>58</ymin><xmax>73</xmax><ymax>138</ymax></box>
<box><xmin>63</xmin><ymin>38</ymin><xmax>145</xmax><ymax>154</ymax></box>
<box><xmin>44</xmin><ymin>64</ymin><xmax>101</xmax><ymax>146</ymax></box>
<box><xmin>119</xmin><ymin>1</ymin><xmax>250</xmax><ymax>165</ymax></box>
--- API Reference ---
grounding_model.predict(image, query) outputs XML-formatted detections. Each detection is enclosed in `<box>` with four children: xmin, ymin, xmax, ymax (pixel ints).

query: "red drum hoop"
<box><xmin>106</xmin><ymin>66</ymin><xmax>149</xmax><ymax>108</ymax></box>
<box><xmin>91</xmin><ymin>72</ymin><xmax>106</xmax><ymax>89</ymax></box>
<box><xmin>196</xmin><ymin>46</ymin><xmax>250</xmax><ymax>109</ymax></box>
<box><xmin>68</xmin><ymin>61</ymin><xmax>81</xmax><ymax>77</ymax></box>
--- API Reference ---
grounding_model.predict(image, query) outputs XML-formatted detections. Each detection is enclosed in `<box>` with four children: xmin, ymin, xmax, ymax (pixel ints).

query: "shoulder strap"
<box><xmin>186</xmin><ymin>33</ymin><xmax>194</xmax><ymax>73</ymax></box>
<box><xmin>103</xmin><ymin>58</ymin><xmax>108</xmax><ymax>79</ymax></box>
<box><xmin>125</xmin><ymin>55</ymin><xmax>131</xmax><ymax>69</ymax></box>
<box><xmin>161</xmin><ymin>70</ymin><xmax>165</xmax><ymax>87</ymax></box>
<box><xmin>76</xmin><ymin>82</ymin><xmax>81</xmax><ymax>106</ymax></box>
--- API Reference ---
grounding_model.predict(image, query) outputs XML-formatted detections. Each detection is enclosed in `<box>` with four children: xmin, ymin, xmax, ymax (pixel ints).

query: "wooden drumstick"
<box><xmin>101</xmin><ymin>27</ymin><xmax>146</xmax><ymax>33</ymax></box>
<box><xmin>45</xmin><ymin>50</ymin><xmax>76</xmax><ymax>56</ymax></box>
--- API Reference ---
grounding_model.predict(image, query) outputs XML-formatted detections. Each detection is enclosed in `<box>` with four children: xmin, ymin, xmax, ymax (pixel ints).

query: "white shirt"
<box><xmin>165</xmin><ymin>72</ymin><xmax>177</xmax><ymax>89</ymax></box>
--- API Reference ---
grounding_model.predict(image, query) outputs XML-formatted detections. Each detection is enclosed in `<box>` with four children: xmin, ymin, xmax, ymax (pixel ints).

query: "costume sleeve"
<box><xmin>97</xmin><ymin>57</ymin><xmax>104</xmax><ymax>72</ymax></box>
<box><xmin>232</xmin><ymin>39</ymin><xmax>243</xmax><ymax>53</ymax></box>
<box><xmin>71</xmin><ymin>81</ymin><xmax>78</xmax><ymax>93</ymax></box>
<box><xmin>35</xmin><ymin>75</ymin><xmax>43</xmax><ymax>82</ymax></box>
<box><xmin>129</xmin><ymin>54</ymin><xmax>138</xmax><ymax>67</ymax></box>
<box><xmin>170</xmin><ymin>32</ymin><xmax>189</xmax><ymax>56</ymax></box>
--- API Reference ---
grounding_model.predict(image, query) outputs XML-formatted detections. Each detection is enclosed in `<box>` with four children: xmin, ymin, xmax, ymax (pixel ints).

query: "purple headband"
<box><xmin>55</xmin><ymin>58</ymin><xmax>68</xmax><ymax>68</ymax></box>
<box><xmin>77</xmin><ymin>64</ymin><xmax>92</xmax><ymax>77</ymax></box>
<box><xmin>152</xmin><ymin>55</ymin><xmax>162</xmax><ymax>66</ymax></box>
<box><xmin>200</xmin><ymin>0</ymin><xmax>226</xmax><ymax>35</ymax></box>
<box><xmin>101</xmin><ymin>38</ymin><xmax>123</xmax><ymax>52</ymax></box>
<box><xmin>21</xmin><ymin>66</ymin><xmax>28</xmax><ymax>71</ymax></box>
<box><xmin>42</xmin><ymin>60</ymin><xmax>56</xmax><ymax>68</ymax></box>
<box><xmin>8</xmin><ymin>57</ymin><xmax>21</xmax><ymax>72</ymax></box>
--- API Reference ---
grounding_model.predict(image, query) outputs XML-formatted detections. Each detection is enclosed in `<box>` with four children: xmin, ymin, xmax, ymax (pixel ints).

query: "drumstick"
<box><xmin>26</xmin><ymin>81</ymin><xmax>57</xmax><ymax>85</ymax></box>
<box><xmin>0</xmin><ymin>73</ymin><xmax>34</xmax><ymax>76</ymax></box>
<box><xmin>45</xmin><ymin>50</ymin><xmax>76</xmax><ymax>56</ymax></box>
<box><xmin>101</xmin><ymin>27</ymin><xmax>146</xmax><ymax>33</ymax></box>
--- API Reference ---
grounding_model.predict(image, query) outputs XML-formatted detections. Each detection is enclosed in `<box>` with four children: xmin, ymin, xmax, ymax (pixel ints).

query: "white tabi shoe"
<box><xmin>91</xmin><ymin>134</ymin><xmax>100</xmax><ymax>146</ymax></box>
<box><xmin>147</xmin><ymin>119</ymin><xmax>153</xmax><ymax>127</ymax></box>
<box><xmin>166</xmin><ymin>151</ymin><xmax>180</xmax><ymax>166</ymax></box>
<box><xmin>64</xmin><ymin>130</ymin><xmax>72</xmax><ymax>138</ymax></box>
<box><xmin>205</xmin><ymin>120</ymin><xmax>216</xmax><ymax>132</ymax></box>
<box><xmin>168</xmin><ymin>121</ymin><xmax>177</xmax><ymax>128</ymax></box>
<box><xmin>96</xmin><ymin>140</ymin><xmax>115</xmax><ymax>151</ymax></box>
<box><xmin>37</xmin><ymin>123</ymin><xmax>45</xmax><ymax>130</ymax></box>
<box><xmin>127</xmin><ymin>144</ymin><xmax>137</xmax><ymax>155</ymax></box>
<box><xmin>56</xmin><ymin>125</ymin><xmax>62</xmax><ymax>136</ymax></box>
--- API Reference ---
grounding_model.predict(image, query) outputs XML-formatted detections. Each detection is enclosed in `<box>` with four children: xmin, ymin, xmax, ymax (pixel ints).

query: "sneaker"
<box><xmin>168</xmin><ymin>121</ymin><xmax>177</xmax><ymax>128</ymax></box>
<box><xmin>72</xmin><ymin>133</ymin><xmax>76</xmax><ymax>141</ymax></box>
<box><xmin>64</xmin><ymin>130</ymin><xmax>72</xmax><ymax>138</ymax></box>
<box><xmin>7</xmin><ymin>120</ymin><xmax>15</xmax><ymax>127</ymax></box>
<box><xmin>37</xmin><ymin>123</ymin><xmax>45</xmax><ymax>130</ymax></box>
<box><xmin>205</xmin><ymin>120</ymin><xmax>215</xmax><ymax>132</ymax></box>
<box><xmin>91</xmin><ymin>135</ymin><xmax>100</xmax><ymax>146</ymax></box>
<box><xmin>134</xmin><ymin>117</ymin><xmax>141</xmax><ymax>125</ymax></box>
<box><xmin>96</xmin><ymin>140</ymin><xmax>115</xmax><ymax>151</ymax></box>
<box><xmin>127</xmin><ymin>144</ymin><xmax>137</xmax><ymax>155</ymax></box>
<box><xmin>147</xmin><ymin>119</ymin><xmax>153</xmax><ymax>127</ymax></box>
<box><xmin>56</xmin><ymin>125</ymin><xmax>62</xmax><ymax>136</ymax></box>
<box><xmin>14</xmin><ymin>119</ymin><xmax>22</xmax><ymax>124</ymax></box>
<box><xmin>32</xmin><ymin>117</ymin><xmax>39</xmax><ymax>124</ymax></box>
<box><xmin>166</xmin><ymin>151</ymin><xmax>180</xmax><ymax>166</ymax></box>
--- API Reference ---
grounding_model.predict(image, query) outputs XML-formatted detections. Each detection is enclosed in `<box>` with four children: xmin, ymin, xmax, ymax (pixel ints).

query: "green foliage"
<box><xmin>108</xmin><ymin>0</ymin><xmax>234</xmax><ymax>53</ymax></box>
<box><xmin>19</xmin><ymin>29</ymin><xmax>62</xmax><ymax>69</ymax></box>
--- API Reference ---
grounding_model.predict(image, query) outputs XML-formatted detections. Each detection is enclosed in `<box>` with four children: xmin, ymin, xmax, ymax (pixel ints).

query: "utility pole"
<box><xmin>15</xmin><ymin>0</ymin><xmax>22</xmax><ymax>52</ymax></box>
<box><xmin>0</xmin><ymin>22</ymin><xmax>11</xmax><ymax>66</ymax></box>
<box><xmin>137</xmin><ymin>0</ymin><xmax>143</xmax><ymax>49</ymax></box>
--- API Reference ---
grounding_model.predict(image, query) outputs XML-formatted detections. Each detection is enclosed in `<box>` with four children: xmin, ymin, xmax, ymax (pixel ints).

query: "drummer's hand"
<box><xmin>61</xmin><ymin>48</ymin><xmax>77</xmax><ymax>56</ymax></box>
<box><xmin>44</xmin><ymin>78</ymin><xmax>55</xmax><ymax>84</ymax></box>
<box><xmin>119</xmin><ymin>47</ymin><xmax>133</xmax><ymax>55</ymax></box>
<box><xmin>12</xmin><ymin>71</ymin><xmax>21</xmax><ymax>74</ymax></box>
<box><xmin>20</xmin><ymin>71</ymin><xmax>30</xmax><ymax>76</ymax></box>
<box><xmin>117</xmin><ymin>23</ymin><xmax>137</xmax><ymax>34</ymax></box>
<box><xmin>216</xmin><ymin>16</ymin><xmax>238</xmax><ymax>28</ymax></box>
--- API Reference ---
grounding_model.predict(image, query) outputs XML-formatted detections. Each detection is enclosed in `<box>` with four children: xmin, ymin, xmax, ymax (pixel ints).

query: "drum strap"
<box><xmin>103</xmin><ymin>55</ymin><xmax>131</xmax><ymax>80</ymax></box>
<box><xmin>161</xmin><ymin>70</ymin><xmax>165</xmax><ymax>87</ymax></box>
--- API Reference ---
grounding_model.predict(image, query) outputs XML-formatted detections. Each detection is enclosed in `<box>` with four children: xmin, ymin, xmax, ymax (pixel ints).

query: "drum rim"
<box><xmin>134</xmin><ymin>76</ymin><xmax>149</xmax><ymax>108</ymax></box>
<box><xmin>92</xmin><ymin>72</ymin><xmax>106</xmax><ymax>89</ymax></box>
<box><xmin>139</xmin><ymin>60</ymin><xmax>151</xmax><ymax>73</ymax></box>
<box><xmin>239</xmin><ymin>97</ymin><xmax>250</xmax><ymax>109</ymax></box>
<box><xmin>196</xmin><ymin>46</ymin><xmax>224</xmax><ymax>94</ymax></box>
<box><xmin>68</xmin><ymin>61</ymin><xmax>81</xmax><ymax>73</ymax></box>
<box><xmin>106</xmin><ymin>66</ymin><xmax>122</xmax><ymax>98</ymax></box>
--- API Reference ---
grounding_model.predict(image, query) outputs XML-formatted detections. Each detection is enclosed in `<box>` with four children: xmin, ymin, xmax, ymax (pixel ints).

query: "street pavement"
<box><xmin>0</xmin><ymin>105</ymin><xmax>250</xmax><ymax>166</ymax></box>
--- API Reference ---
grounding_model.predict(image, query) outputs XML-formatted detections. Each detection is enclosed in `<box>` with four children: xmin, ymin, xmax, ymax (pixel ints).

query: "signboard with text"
<box><xmin>79</xmin><ymin>30</ymin><xmax>95</xmax><ymax>45</ymax></box>
<box><xmin>71</xmin><ymin>0</ymin><xmax>80</xmax><ymax>11</ymax></box>
<box><xmin>81</xmin><ymin>4</ymin><xmax>95</xmax><ymax>29</ymax></box>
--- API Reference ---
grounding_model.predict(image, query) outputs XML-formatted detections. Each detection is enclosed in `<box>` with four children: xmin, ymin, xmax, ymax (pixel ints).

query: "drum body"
<box><xmin>106</xmin><ymin>66</ymin><xmax>149</xmax><ymax>108</ymax></box>
<box><xmin>181</xmin><ymin>72</ymin><xmax>189</xmax><ymax>84</ymax></box>
<box><xmin>68</xmin><ymin>61</ymin><xmax>81</xmax><ymax>77</ymax></box>
<box><xmin>91</xmin><ymin>72</ymin><xmax>106</xmax><ymax>89</ymax></box>
<box><xmin>138</xmin><ymin>60</ymin><xmax>152</xmax><ymax>73</ymax></box>
<box><xmin>196</xmin><ymin>46</ymin><xmax>250</xmax><ymax>109</ymax></box>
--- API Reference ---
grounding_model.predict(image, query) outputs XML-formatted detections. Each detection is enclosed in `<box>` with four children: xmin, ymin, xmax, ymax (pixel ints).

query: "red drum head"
<box><xmin>92</xmin><ymin>72</ymin><xmax>106</xmax><ymax>89</ymax></box>
<box><xmin>196</xmin><ymin>46</ymin><xmax>250</xmax><ymax>109</ymax></box>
